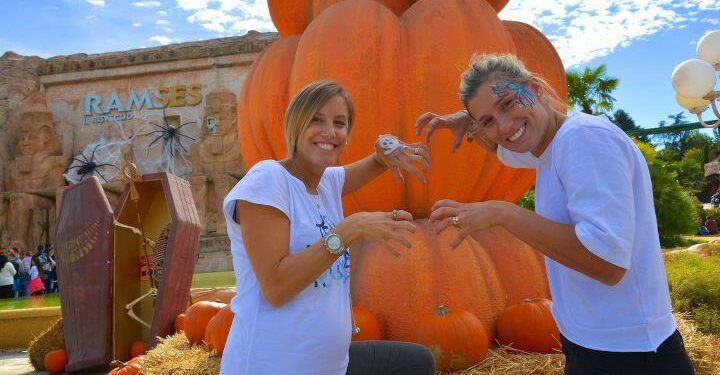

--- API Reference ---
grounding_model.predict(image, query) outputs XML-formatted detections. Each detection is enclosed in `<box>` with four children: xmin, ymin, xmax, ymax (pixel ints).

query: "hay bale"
<box><xmin>142</xmin><ymin>333</ymin><xmax>220</xmax><ymax>375</ymax></box>
<box><xmin>141</xmin><ymin>314</ymin><xmax>719</xmax><ymax>375</ymax></box>
<box><xmin>27</xmin><ymin>317</ymin><xmax>64</xmax><ymax>371</ymax></box>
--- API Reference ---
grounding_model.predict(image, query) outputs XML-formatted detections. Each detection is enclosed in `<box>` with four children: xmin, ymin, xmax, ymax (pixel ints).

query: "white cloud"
<box><xmin>157</xmin><ymin>10</ymin><xmax>168</xmax><ymax>15</ymax></box>
<box><xmin>131</xmin><ymin>1</ymin><xmax>162</xmax><ymax>7</ymax></box>
<box><xmin>85</xmin><ymin>14</ymin><xmax>96</xmax><ymax>20</ymax></box>
<box><xmin>85</xmin><ymin>0</ymin><xmax>105</xmax><ymax>6</ymax></box>
<box><xmin>500</xmin><ymin>0</ymin><xmax>720</xmax><ymax>67</ymax></box>
<box><xmin>156</xmin><ymin>20</ymin><xmax>171</xmax><ymax>26</ymax></box>
<box><xmin>149</xmin><ymin>35</ymin><xmax>172</xmax><ymax>45</ymax></box>
<box><xmin>179</xmin><ymin>0</ymin><xmax>274</xmax><ymax>35</ymax></box>
<box><xmin>132</xmin><ymin>22</ymin><xmax>142</xmax><ymax>27</ymax></box>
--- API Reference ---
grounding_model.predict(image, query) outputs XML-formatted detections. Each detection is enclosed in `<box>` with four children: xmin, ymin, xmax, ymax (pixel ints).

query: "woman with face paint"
<box><xmin>221</xmin><ymin>80</ymin><xmax>435</xmax><ymax>375</ymax></box>
<box><xmin>416</xmin><ymin>54</ymin><xmax>694</xmax><ymax>375</ymax></box>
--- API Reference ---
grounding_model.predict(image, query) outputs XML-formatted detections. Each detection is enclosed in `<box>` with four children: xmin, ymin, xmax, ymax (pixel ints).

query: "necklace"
<box><xmin>289</xmin><ymin>156</ymin><xmax>360</xmax><ymax>336</ymax></box>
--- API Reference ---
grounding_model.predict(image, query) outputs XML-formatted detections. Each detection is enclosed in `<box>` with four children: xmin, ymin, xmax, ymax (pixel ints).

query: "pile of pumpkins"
<box><xmin>173</xmin><ymin>296</ymin><xmax>563</xmax><ymax>372</ymax></box>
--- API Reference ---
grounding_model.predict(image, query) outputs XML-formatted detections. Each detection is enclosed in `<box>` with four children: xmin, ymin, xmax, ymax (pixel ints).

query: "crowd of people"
<box><xmin>0</xmin><ymin>245</ymin><xmax>58</xmax><ymax>299</ymax></box>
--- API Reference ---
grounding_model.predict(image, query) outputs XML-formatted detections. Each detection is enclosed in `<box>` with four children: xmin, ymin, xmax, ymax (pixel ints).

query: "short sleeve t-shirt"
<box><xmin>220</xmin><ymin>160</ymin><xmax>351</xmax><ymax>374</ymax></box>
<box><xmin>497</xmin><ymin>113</ymin><xmax>676</xmax><ymax>351</ymax></box>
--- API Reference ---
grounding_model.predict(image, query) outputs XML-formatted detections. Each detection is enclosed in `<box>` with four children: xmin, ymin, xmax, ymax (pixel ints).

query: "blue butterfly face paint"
<box><xmin>491</xmin><ymin>81</ymin><xmax>536</xmax><ymax>109</ymax></box>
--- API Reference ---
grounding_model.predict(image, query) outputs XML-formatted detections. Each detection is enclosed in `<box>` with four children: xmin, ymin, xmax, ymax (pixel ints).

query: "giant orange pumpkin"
<box><xmin>351</xmin><ymin>220</ymin><xmax>550</xmax><ymax>343</ymax></box>
<box><xmin>268</xmin><ymin>0</ymin><xmax>510</xmax><ymax>36</ymax></box>
<box><xmin>497</xmin><ymin>298</ymin><xmax>561</xmax><ymax>354</ymax></box>
<box><xmin>238</xmin><ymin>0</ymin><xmax>566</xmax><ymax>218</ymax></box>
<box><xmin>412</xmin><ymin>305</ymin><xmax>489</xmax><ymax>372</ymax></box>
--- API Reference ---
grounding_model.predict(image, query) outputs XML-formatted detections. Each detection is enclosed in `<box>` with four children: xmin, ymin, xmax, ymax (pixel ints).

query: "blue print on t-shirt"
<box><xmin>309</xmin><ymin>212</ymin><xmax>350</xmax><ymax>288</ymax></box>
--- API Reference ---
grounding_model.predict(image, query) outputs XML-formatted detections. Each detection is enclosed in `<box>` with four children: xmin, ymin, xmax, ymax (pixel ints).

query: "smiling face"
<box><xmin>295</xmin><ymin>95</ymin><xmax>350</xmax><ymax>168</ymax></box>
<box><xmin>467</xmin><ymin>78</ymin><xmax>553</xmax><ymax>156</ymax></box>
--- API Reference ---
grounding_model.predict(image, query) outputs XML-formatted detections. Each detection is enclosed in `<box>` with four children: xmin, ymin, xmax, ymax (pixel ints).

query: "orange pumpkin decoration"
<box><xmin>109</xmin><ymin>357</ymin><xmax>143</xmax><ymax>375</ymax></box>
<box><xmin>43</xmin><ymin>349</ymin><xmax>68</xmax><ymax>374</ymax></box>
<box><xmin>204</xmin><ymin>304</ymin><xmax>235</xmax><ymax>355</ymax></box>
<box><xmin>184</xmin><ymin>301</ymin><xmax>225</xmax><ymax>344</ymax></box>
<box><xmin>351</xmin><ymin>306</ymin><xmax>382</xmax><ymax>341</ymax></box>
<box><xmin>190</xmin><ymin>287</ymin><xmax>235</xmax><ymax>304</ymax></box>
<box><xmin>175</xmin><ymin>313</ymin><xmax>186</xmax><ymax>332</ymax></box>
<box><xmin>497</xmin><ymin>298</ymin><xmax>561</xmax><ymax>354</ymax></box>
<box><xmin>129</xmin><ymin>340</ymin><xmax>147</xmax><ymax>358</ymax></box>
<box><xmin>238</xmin><ymin>0</ymin><xmax>566</xmax><ymax>218</ymax></box>
<box><xmin>352</xmin><ymin>221</ymin><xmax>549</xmax><ymax>343</ymax></box>
<box><xmin>412</xmin><ymin>305</ymin><xmax>489</xmax><ymax>372</ymax></box>
<box><xmin>268</xmin><ymin>0</ymin><xmax>510</xmax><ymax>36</ymax></box>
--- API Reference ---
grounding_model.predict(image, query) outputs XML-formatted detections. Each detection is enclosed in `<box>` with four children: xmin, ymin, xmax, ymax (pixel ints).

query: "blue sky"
<box><xmin>0</xmin><ymin>0</ymin><xmax>718</xmax><ymax>129</ymax></box>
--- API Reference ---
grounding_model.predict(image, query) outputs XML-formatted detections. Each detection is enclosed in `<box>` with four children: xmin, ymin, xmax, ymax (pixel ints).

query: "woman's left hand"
<box><xmin>374</xmin><ymin>135</ymin><xmax>430</xmax><ymax>184</ymax></box>
<box><xmin>429</xmin><ymin>199</ymin><xmax>508</xmax><ymax>249</ymax></box>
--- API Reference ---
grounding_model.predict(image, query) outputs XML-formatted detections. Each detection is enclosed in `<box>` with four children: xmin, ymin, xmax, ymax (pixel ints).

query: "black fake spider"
<box><xmin>141</xmin><ymin>110</ymin><xmax>196</xmax><ymax>157</ymax></box>
<box><xmin>67</xmin><ymin>143</ymin><xmax>120</xmax><ymax>183</ymax></box>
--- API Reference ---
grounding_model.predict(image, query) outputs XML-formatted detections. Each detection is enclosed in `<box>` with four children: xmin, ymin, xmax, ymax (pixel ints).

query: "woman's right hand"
<box><xmin>415</xmin><ymin>110</ymin><xmax>497</xmax><ymax>153</ymax></box>
<box><xmin>334</xmin><ymin>210</ymin><xmax>416</xmax><ymax>248</ymax></box>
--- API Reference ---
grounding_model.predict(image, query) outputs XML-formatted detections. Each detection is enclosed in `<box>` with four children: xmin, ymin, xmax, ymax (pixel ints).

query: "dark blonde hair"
<box><xmin>285</xmin><ymin>80</ymin><xmax>355</xmax><ymax>156</ymax></box>
<box><xmin>459</xmin><ymin>54</ymin><xmax>566</xmax><ymax>112</ymax></box>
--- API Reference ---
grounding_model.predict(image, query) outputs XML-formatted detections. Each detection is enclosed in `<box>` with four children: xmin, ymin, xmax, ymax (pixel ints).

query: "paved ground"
<box><xmin>0</xmin><ymin>350</ymin><xmax>45</xmax><ymax>375</ymax></box>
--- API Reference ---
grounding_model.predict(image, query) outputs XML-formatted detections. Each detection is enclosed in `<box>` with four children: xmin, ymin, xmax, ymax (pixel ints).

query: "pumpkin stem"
<box><xmin>435</xmin><ymin>305</ymin><xmax>451</xmax><ymax>316</ymax></box>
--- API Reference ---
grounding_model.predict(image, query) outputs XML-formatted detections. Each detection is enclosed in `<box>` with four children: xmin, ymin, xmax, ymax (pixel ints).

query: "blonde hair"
<box><xmin>459</xmin><ymin>54</ymin><xmax>566</xmax><ymax>112</ymax></box>
<box><xmin>285</xmin><ymin>80</ymin><xmax>355</xmax><ymax>156</ymax></box>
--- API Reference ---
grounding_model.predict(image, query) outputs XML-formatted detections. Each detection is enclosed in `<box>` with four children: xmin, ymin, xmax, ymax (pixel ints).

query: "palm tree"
<box><xmin>566</xmin><ymin>65</ymin><xmax>620</xmax><ymax>114</ymax></box>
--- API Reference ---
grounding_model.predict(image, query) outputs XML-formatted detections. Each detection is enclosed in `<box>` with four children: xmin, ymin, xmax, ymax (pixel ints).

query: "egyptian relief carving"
<box><xmin>2</xmin><ymin>103</ymin><xmax>66</xmax><ymax>249</ymax></box>
<box><xmin>190</xmin><ymin>87</ymin><xmax>244</xmax><ymax>234</ymax></box>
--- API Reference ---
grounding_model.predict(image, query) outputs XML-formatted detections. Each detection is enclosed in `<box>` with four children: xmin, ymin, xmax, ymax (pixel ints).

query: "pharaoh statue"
<box><xmin>190</xmin><ymin>87</ymin><xmax>244</xmax><ymax>234</ymax></box>
<box><xmin>4</xmin><ymin>105</ymin><xmax>66</xmax><ymax>250</ymax></box>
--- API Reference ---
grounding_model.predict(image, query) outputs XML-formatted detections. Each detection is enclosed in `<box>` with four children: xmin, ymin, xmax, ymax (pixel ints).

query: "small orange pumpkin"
<box><xmin>412</xmin><ymin>305</ymin><xmax>489</xmax><ymax>372</ymax></box>
<box><xmin>351</xmin><ymin>306</ymin><xmax>381</xmax><ymax>341</ymax></box>
<box><xmin>204</xmin><ymin>304</ymin><xmax>235</xmax><ymax>355</ymax></box>
<box><xmin>108</xmin><ymin>357</ymin><xmax>143</xmax><ymax>375</ymax></box>
<box><xmin>175</xmin><ymin>313</ymin><xmax>186</xmax><ymax>332</ymax></box>
<box><xmin>129</xmin><ymin>340</ymin><xmax>147</xmax><ymax>358</ymax></box>
<box><xmin>43</xmin><ymin>349</ymin><xmax>68</xmax><ymax>374</ymax></box>
<box><xmin>497</xmin><ymin>298</ymin><xmax>561</xmax><ymax>354</ymax></box>
<box><xmin>185</xmin><ymin>301</ymin><xmax>225</xmax><ymax>344</ymax></box>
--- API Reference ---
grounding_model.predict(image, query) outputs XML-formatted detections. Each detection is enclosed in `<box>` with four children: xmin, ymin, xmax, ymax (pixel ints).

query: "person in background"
<box><xmin>20</xmin><ymin>250</ymin><xmax>32</xmax><ymax>297</ymax></box>
<box><xmin>704</xmin><ymin>217</ymin><xmax>718</xmax><ymax>235</ymax></box>
<box><xmin>0</xmin><ymin>253</ymin><xmax>17</xmax><ymax>299</ymax></box>
<box><xmin>28</xmin><ymin>256</ymin><xmax>45</xmax><ymax>297</ymax></box>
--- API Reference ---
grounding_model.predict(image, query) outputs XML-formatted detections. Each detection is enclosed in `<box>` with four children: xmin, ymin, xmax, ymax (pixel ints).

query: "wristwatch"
<box><xmin>323</xmin><ymin>232</ymin><xmax>345</xmax><ymax>255</ymax></box>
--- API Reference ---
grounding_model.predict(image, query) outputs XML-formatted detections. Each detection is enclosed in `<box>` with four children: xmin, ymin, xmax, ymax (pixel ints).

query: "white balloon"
<box><xmin>675</xmin><ymin>92</ymin><xmax>710</xmax><ymax>111</ymax></box>
<box><xmin>698</xmin><ymin>30</ymin><xmax>720</xmax><ymax>67</ymax></box>
<box><xmin>671</xmin><ymin>59</ymin><xmax>717</xmax><ymax>98</ymax></box>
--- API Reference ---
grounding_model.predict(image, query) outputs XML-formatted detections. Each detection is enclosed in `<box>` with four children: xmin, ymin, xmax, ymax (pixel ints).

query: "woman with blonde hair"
<box><xmin>416</xmin><ymin>54</ymin><xmax>694</xmax><ymax>375</ymax></box>
<box><xmin>220</xmin><ymin>80</ymin><xmax>435</xmax><ymax>374</ymax></box>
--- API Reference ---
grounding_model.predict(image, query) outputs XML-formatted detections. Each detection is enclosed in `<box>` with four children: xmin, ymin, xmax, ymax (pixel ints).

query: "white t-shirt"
<box><xmin>220</xmin><ymin>160</ymin><xmax>351</xmax><ymax>375</ymax></box>
<box><xmin>497</xmin><ymin>112</ymin><xmax>676</xmax><ymax>352</ymax></box>
<box><xmin>0</xmin><ymin>262</ymin><xmax>16</xmax><ymax>286</ymax></box>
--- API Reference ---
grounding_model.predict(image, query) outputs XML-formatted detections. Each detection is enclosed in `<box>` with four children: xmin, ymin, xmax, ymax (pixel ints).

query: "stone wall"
<box><xmin>0</xmin><ymin>32</ymin><xmax>279</xmax><ymax>270</ymax></box>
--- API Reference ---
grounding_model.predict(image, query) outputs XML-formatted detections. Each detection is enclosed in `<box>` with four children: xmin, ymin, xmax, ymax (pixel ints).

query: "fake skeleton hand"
<box><xmin>374</xmin><ymin>134</ymin><xmax>430</xmax><ymax>184</ymax></box>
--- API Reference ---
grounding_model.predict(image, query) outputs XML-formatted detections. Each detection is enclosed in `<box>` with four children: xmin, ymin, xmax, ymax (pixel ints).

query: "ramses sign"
<box><xmin>83</xmin><ymin>84</ymin><xmax>202</xmax><ymax>124</ymax></box>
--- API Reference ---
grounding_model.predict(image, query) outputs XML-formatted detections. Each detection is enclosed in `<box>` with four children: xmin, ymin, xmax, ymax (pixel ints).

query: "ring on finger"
<box><xmin>392</xmin><ymin>209</ymin><xmax>399</xmax><ymax>221</ymax></box>
<box><xmin>452</xmin><ymin>216</ymin><xmax>460</xmax><ymax>227</ymax></box>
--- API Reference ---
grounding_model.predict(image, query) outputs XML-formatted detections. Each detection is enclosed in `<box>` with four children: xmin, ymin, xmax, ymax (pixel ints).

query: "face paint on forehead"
<box><xmin>491</xmin><ymin>81</ymin><xmax>536</xmax><ymax>108</ymax></box>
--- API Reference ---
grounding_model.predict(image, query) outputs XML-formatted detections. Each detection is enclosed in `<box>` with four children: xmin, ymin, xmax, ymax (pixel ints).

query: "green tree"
<box><xmin>566</xmin><ymin>64</ymin><xmax>620</xmax><ymax>114</ymax></box>
<box><xmin>655</xmin><ymin>112</ymin><xmax>712</xmax><ymax>160</ymax></box>
<box><xmin>611</xmin><ymin>109</ymin><xmax>650</xmax><ymax>143</ymax></box>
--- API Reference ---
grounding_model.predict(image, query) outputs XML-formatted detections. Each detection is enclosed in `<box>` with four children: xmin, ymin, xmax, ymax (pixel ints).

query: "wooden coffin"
<box><xmin>54</xmin><ymin>177</ymin><xmax>114</xmax><ymax>372</ymax></box>
<box><xmin>113</xmin><ymin>172</ymin><xmax>201</xmax><ymax>360</ymax></box>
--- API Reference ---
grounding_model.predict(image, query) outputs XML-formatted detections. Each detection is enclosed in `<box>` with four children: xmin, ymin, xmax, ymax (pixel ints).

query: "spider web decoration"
<box><xmin>140</xmin><ymin>109</ymin><xmax>197</xmax><ymax>175</ymax></box>
<box><xmin>64</xmin><ymin>140</ymin><xmax>123</xmax><ymax>184</ymax></box>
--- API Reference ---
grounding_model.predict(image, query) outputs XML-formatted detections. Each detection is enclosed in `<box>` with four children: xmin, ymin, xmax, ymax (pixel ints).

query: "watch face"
<box><xmin>327</xmin><ymin>234</ymin><xmax>343</xmax><ymax>250</ymax></box>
